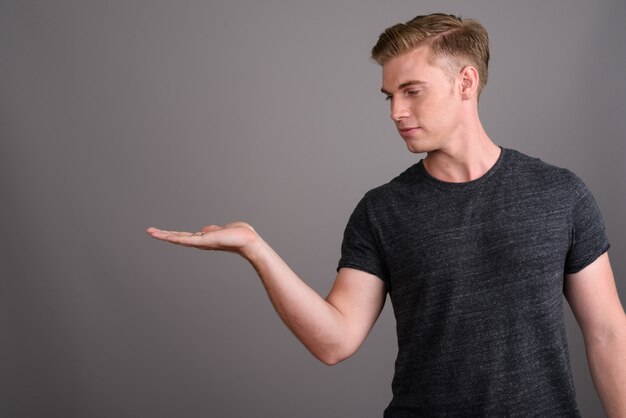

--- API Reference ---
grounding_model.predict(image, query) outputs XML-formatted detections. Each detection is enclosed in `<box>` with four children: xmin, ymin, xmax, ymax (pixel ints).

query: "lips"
<box><xmin>398</xmin><ymin>127</ymin><xmax>420</xmax><ymax>137</ymax></box>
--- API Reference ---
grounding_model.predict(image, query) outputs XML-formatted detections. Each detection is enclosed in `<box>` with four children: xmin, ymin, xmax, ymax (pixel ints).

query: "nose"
<box><xmin>390</xmin><ymin>98</ymin><xmax>409</xmax><ymax>122</ymax></box>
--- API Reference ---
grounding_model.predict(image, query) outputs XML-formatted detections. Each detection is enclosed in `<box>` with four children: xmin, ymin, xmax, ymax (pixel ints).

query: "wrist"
<box><xmin>239</xmin><ymin>232</ymin><xmax>267</xmax><ymax>263</ymax></box>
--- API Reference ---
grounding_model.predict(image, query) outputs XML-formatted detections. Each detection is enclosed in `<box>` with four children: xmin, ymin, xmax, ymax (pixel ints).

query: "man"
<box><xmin>148</xmin><ymin>13</ymin><xmax>626</xmax><ymax>417</ymax></box>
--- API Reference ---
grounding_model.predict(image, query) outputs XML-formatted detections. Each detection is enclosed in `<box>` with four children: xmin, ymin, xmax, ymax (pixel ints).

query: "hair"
<box><xmin>371</xmin><ymin>13</ymin><xmax>490</xmax><ymax>95</ymax></box>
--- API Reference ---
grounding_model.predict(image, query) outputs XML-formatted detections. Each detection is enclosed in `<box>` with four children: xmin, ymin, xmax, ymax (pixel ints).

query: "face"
<box><xmin>381</xmin><ymin>46</ymin><xmax>464</xmax><ymax>154</ymax></box>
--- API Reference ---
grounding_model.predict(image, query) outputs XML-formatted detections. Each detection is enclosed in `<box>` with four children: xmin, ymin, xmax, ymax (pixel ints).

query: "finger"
<box><xmin>148</xmin><ymin>228</ymin><xmax>194</xmax><ymax>241</ymax></box>
<box><xmin>201</xmin><ymin>225</ymin><xmax>223</xmax><ymax>233</ymax></box>
<box><xmin>147</xmin><ymin>227</ymin><xmax>172</xmax><ymax>236</ymax></box>
<box><xmin>147</xmin><ymin>227</ymin><xmax>176</xmax><ymax>235</ymax></box>
<box><xmin>165</xmin><ymin>232</ymin><xmax>208</xmax><ymax>245</ymax></box>
<box><xmin>223</xmin><ymin>221</ymin><xmax>255</xmax><ymax>232</ymax></box>
<box><xmin>148</xmin><ymin>227</ymin><xmax>204</xmax><ymax>237</ymax></box>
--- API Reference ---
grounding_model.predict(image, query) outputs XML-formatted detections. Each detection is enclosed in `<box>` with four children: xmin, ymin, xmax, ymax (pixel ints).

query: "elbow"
<box><xmin>305</xmin><ymin>324</ymin><xmax>364</xmax><ymax>366</ymax></box>
<box><xmin>311</xmin><ymin>345</ymin><xmax>355</xmax><ymax>366</ymax></box>
<box><xmin>584</xmin><ymin>316</ymin><xmax>626</xmax><ymax>349</ymax></box>
<box><xmin>317</xmin><ymin>354</ymin><xmax>346</xmax><ymax>367</ymax></box>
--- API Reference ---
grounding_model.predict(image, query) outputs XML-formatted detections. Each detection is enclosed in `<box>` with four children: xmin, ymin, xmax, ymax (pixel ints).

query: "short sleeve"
<box><xmin>337</xmin><ymin>196</ymin><xmax>388</xmax><ymax>283</ymax></box>
<box><xmin>564</xmin><ymin>177</ymin><xmax>610</xmax><ymax>274</ymax></box>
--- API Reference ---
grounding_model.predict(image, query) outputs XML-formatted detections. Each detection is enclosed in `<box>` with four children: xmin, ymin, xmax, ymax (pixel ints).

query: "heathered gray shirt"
<box><xmin>338</xmin><ymin>148</ymin><xmax>609</xmax><ymax>417</ymax></box>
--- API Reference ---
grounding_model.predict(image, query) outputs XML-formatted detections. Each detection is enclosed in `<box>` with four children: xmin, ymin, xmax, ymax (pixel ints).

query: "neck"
<box><xmin>423</xmin><ymin>122</ymin><xmax>500</xmax><ymax>183</ymax></box>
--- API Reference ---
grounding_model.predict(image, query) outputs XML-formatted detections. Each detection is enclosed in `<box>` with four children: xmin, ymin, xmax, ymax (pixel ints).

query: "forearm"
<box><xmin>585</xmin><ymin>325</ymin><xmax>626</xmax><ymax>417</ymax></box>
<box><xmin>564</xmin><ymin>254</ymin><xmax>626</xmax><ymax>417</ymax></box>
<box><xmin>241</xmin><ymin>235</ymin><xmax>349</xmax><ymax>364</ymax></box>
<box><xmin>147</xmin><ymin>222</ymin><xmax>379</xmax><ymax>364</ymax></box>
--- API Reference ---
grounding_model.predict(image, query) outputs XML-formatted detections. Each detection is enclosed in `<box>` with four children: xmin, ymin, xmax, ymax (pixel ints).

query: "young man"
<box><xmin>148</xmin><ymin>13</ymin><xmax>626</xmax><ymax>417</ymax></box>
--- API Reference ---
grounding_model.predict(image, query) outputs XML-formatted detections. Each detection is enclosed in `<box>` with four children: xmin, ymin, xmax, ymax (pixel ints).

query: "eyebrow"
<box><xmin>380</xmin><ymin>80</ymin><xmax>427</xmax><ymax>95</ymax></box>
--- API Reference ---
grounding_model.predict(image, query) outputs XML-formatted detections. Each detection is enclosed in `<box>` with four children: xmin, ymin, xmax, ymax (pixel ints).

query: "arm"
<box><xmin>147</xmin><ymin>223</ymin><xmax>387</xmax><ymax>365</ymax></box>
<box><xmin>564</xmin><ymin>252</ymin><xmax>626</xmax><ymax>418</ymax></box>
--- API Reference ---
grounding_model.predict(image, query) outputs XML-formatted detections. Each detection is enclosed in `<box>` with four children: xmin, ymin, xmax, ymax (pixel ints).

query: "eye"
<box><xmin>384</xmin><ymin>95</ymin><xmax>392</xmax><ymax>101</ymax></box>
<box><xmin>405</xmin><ymin>89</ymin><xmax>421</xmax><ymax>97</ymax></box>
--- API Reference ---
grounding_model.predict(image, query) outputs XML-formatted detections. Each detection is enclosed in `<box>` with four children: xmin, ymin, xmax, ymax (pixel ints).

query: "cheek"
<box><xmin>417</xmin><ymin>100</ymin><xmax>445</xmax><ymax>124</ymax></box>
<box><xmin>429</xmin><ymin>96</ymin><xmax>458</xmax><ymax>122</ymax></box>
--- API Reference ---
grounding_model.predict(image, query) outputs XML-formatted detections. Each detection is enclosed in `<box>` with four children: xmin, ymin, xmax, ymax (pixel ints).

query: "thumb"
<box><xmin>201</xmin><ymin>225</ymin><xmax>223</xmax><ymax>233</ymax></box>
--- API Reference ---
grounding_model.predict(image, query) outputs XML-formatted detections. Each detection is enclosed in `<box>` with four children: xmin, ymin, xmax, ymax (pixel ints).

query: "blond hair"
<box><xmin>372</xmin><ymin>13</ymin><xmax>490</xmax><ymax>94</ymax></box>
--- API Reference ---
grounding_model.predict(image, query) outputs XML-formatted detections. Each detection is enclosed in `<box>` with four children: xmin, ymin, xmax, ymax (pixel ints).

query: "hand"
<box><xmin>146</xmin><ymin>222</ymin><xmax>259</xmax><ymax>255</ymax></box>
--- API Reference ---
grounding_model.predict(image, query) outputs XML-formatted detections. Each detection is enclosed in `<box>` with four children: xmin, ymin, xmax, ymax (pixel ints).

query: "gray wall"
<box><xmin>2</xmin><ymin>1</ymin><xmax>624</xmax><ymax>417</ymax></box>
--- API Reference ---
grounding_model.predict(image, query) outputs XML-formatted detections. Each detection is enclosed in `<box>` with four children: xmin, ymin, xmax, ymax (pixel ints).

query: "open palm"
<box><xmin>146</xmin><ymin>222</ymin><xmax>258</xmax><ymax>253</ymax></box>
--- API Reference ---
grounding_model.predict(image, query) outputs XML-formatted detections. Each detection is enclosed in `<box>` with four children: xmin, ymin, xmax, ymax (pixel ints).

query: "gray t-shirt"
<box><xmin>338</xmin><ymin>148</ymin><xmax>609</xmax><ymax>417</ymax></box>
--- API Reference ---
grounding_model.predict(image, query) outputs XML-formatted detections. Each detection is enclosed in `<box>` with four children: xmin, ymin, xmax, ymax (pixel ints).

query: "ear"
<box><xmin>459</xmin><ymin>66</ymin><xmax>479</xmax><ymax>100</ymax></box>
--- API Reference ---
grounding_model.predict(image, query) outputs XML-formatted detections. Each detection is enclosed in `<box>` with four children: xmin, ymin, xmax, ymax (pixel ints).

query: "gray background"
<box><xmin>2</xmin><ymin>0</ymin><xmax>624</xmax><ymax>417</ymax></box>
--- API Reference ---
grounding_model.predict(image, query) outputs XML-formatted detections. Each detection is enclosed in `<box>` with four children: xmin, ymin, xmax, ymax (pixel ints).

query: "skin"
<box><xmin>565</xmin><ymin>253</ymin><xmax>626</xmax><ymax>418</ymax></box>
<box><xmin>147</xmin><ymin>222</ymin><xmax>386</xmax><ymax>365</ymax></box>
<box><xmin>147</xmin><ymin>45</ymin><xmax>626</xmax><ymax>416</ymax></box>
<box><xmin>381</xmin><ymin>46</ymin><xmax>500</xmax><ymax>182</ymax></box>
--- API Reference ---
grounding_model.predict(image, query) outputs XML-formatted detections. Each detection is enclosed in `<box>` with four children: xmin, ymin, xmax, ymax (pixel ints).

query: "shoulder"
<box><xmin>504</xmin><ymin>148</ymin><xmax>572</xmax><ymax>180</ymax></box>
<box><xmin>360</xmin><ymin>162</ymin><xmax>425</xmax><ymax>203</ymax></box>
<box><xmin>502</xmin><ymin>148</ymin><xmax>585</xmax><ymax>196</ymax></box>
<box><xmin>345</xmin><ymin>163</ymin><xmax>427</xmax><ymax>223</ymax></box>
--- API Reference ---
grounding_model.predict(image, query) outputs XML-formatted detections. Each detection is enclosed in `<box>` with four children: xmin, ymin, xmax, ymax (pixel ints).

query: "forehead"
<box><xmin>381</xmin><ymin>46</ymin><xmax>448</xmax><ymax>89</ymax></box>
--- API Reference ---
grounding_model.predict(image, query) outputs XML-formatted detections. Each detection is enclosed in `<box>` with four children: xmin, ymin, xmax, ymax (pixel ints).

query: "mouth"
<box><xmin>398</xmin><ymin>127</ymin><xmax>420</xmax><ymax>137</ymax></box>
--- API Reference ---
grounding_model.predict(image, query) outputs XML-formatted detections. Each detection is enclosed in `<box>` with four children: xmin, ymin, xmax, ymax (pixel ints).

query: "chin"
<box><xmin>405</xmin><ymin>141</ymin><xmax>434</xmax><ymax>155</ymax></box>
